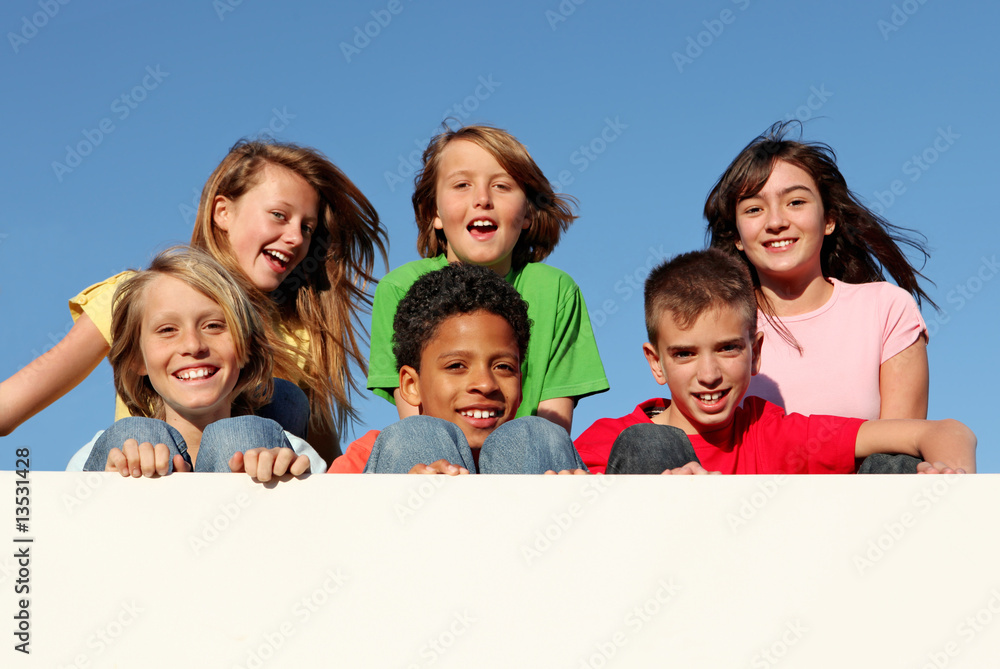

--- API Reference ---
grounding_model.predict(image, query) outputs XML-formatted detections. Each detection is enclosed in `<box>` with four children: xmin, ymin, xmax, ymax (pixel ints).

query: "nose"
<box><xmin>473</xmin><ymin>183</ymin><xmax>493</xmax><ymax>209</ymax></box>
<box><xmin>282</xmin><ymin>221</ymin><xmax>305</xmax><ymax>249</ymax></box>
<box><xmin>695</xmin><ymin>354</ymin><xmax>722</xmax><ymax>388</ymax></box>
<box><xmin>468</xmin><ymin>364</ymin><xmax>500</xmax><ymax>395</ymax></box>
<box><xmin>180</xmin><ymin>328</ymin><xmax>209</xmax><ymax>357</ymax></box>
<box><xmin>764</xmin><ymin>206</ymin><xmax>789</xmax><ymax>233</ymax></box>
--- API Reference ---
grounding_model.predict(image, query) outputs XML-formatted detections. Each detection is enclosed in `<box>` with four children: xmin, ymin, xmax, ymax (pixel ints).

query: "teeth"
<box><xmin>697</xmin><ymin>392</ymin><xmax>723</xmax><ymax>402</ymax></box>
<box><xmin>766</xmin><ymin>240</ymin><xmax>793</xmax><ymax>248</ymax></box>
<box><xmin>264</xmin><ymin>249</ymin><xmax>291</xmax><ymax>264</ymax></box>
<box><xmin>469</xmin><ymin>220</ymin><xmax>496</xmax><ymax>228</ymax></box>
<box><xmin>461</xmin><ymin>409</ymin><xmax>498</xmax><ymax>419</ymax></box>
<box><xmin>176</xmin><ymin>368</ymin><xmax>216</xmax><ymax>380</ymax></box>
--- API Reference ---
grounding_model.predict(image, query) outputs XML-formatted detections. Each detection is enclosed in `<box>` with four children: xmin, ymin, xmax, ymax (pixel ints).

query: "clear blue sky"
<box><xmin>2</xmin><ymin>0</ymin><xmax>997</xmax><ymax>471</ymax></box>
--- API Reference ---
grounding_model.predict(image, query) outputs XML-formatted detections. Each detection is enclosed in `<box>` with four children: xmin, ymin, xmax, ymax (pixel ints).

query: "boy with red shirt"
<box><xmin>574</xmin><ymin>249</ymin><xmax>975</xmax><ymax>475</ymax></box>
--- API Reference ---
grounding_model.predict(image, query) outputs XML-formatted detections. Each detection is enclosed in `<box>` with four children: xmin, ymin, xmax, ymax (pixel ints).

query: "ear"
<box><xmin>432</xmin><ymin>212</ymin><xmax>444</xmax><ymax>231</ymax></box>
<box><xmin>734</xmin><ymin>238</ymin><xmax>744</xmax><ymax>252</ymax></box>
<box><xmin>642</xmin><ymin>342</ymin><xmax>668</xmax><ymax>386</ymax></box>
<box><xmin>213</xmin><ymin>195</ymin><xmax>233</xmax><ymax>232</ymax></box>
<box><xmin>824</xmin><ymin>213</ymin><xmax>836</xmax><ymax>236</ymax></box>
<box><xmin>750</xmin><ymin>330</ymin><xmax>764</xmax><ymax>376</ymax></box>
<box><xmin>398</xmin><ymin>365</ymin><xmax>422</xmax><ymax>411</ymax></box>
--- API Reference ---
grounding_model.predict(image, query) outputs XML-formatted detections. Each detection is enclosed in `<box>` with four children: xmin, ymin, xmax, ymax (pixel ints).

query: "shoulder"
<box><xmin>381</xmin><ymin>257</ymin><xmax>448</xmax><ymax>287</ymax></box>
<box><xmin>70</xmin><ymin>270</ymin><xmax>136</xmax><ymax>308</ymax></box>
<box><xmin>513</xmin><ymin>262</ymin><xmax>577</xmax><ymax>285</ymax></box>
<box><xmin>577</xmin><ymin>399</ymin><xmax>661</xmax><ymax>440</ymax></box>
<box><xmin>833</xmin><ymin>279</ymin><xmax>918</xmax><ymax>308</ymax></box>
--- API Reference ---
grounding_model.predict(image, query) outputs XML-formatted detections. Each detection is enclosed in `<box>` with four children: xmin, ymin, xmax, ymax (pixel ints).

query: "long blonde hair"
<box><xmin>110</xmin><ymin>247</ymin><xmax>288</xmax><ymax>420</ymax></box>
<box><xmin>190</xmin><ymin>139</ymin><xmax>388</xmax><ymax>437</ymax></box>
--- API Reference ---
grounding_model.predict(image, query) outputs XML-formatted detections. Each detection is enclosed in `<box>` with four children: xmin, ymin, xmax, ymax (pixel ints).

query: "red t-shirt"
<box><xmin>574</xmin><ymin>397</ymin><xmax>863</xmax><ymax>475</ymax></box>
<box><xmin>327</xmin><ymin>430</ymin><xmax>379</xmax><ymax>473</ymax></box>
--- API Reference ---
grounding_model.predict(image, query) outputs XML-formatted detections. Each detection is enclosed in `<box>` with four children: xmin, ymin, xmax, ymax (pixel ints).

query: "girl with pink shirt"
<box><xmin>704</xmin><ymin>122</ymin><xmax>933</xmax><ymax>446</ymax></box>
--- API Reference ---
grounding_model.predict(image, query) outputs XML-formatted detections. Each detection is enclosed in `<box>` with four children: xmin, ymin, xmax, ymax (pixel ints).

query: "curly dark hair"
<box><xmin>393</xmin><ymin>264</ymin><xmax>531</xmax><ymax>371</ymax></box>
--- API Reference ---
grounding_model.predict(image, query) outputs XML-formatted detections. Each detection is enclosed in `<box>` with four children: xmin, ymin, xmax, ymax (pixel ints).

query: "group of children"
<box><xmin>0</xmin><ymin>121</ymin><xmax>976</xmax><ymax>478</ymax></box>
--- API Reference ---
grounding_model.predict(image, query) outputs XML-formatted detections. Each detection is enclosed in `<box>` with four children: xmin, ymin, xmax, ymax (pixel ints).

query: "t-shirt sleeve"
<box><xmin>327</xmin><ymin>430</ymin><xmax>379</xmax><ymax>473</ymax></box>
<box><xmin>68</xmin><ymin>271</ymin><xmax>133</xmax><ymax>345</ymax></box>
<box><xmin>879</xmin><ymin>284</ymin><xmax>928</xmax><ymax>364</ymax></box>
<box><xmin>366</xmin><ymin>279</ymin><xmax>408</xmax><ymax>404</ymax></box>
<box><xmin>751</xmin><ymin>400</ymin><xmax>863</xmax><ymax>474</ymax></box>
<box><xmin>537</xmin><ymin>277</ymin><xmax>610</xmax><ymax>402</ymax></box>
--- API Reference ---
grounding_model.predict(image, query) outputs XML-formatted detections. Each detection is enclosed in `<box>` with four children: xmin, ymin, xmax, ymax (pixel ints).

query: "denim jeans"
<box><xmin>256</xmin><ymin>378</ymin><xmax>310</xmax><ymax>440</ymax></box>
<box><xmin>606</xmin><ymin>423</ymin><xmax>699</xmax><ymax>474</ymax></box>
<box><xmin>83</xmin><ymin>415</ymin><xmax>292</xmax><ymax>473</ymax></box>
<box><xmin>857</xmin><ymin>453</ymin><xmax>922</xmax><ymax>474</ymax></box>
<box><xmin>363</xmin><ymin>416</ymin><xmax>587</xmax><ymax>474</ymax></box>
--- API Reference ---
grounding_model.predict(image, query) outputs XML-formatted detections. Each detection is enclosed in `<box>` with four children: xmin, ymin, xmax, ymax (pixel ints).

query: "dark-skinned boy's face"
<box><xmin>399</xmin><ymin>311</ymin><xmax>522</xmax><ymax>449</ymax></box>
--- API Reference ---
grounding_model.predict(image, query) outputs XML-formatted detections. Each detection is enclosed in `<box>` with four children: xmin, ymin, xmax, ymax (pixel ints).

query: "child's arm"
<box><xmin>856</xmin><ymin>418</ymin><xmax>976</xmax><ymax>473</ymax></box>
<box><xmin>660</xmin><ymin>462</ymin><xmax>720</xmax><ymax>475</ymax></box>
<box><xmin>0</xmin><ymin>314</ymin><xmax>108</xmax><ymax>436</ymax></box>
<box><xmin>878</xmin><ymin>336</ymin><xmax>929</xmax><ymax>419</ymax></box>
<box><xmin>538</xmin><ymin>398</ymin><xmax>574</xmax><ymax>433</ymax></box>
<box><xmin>229</xmin><ymin>448</ymin><xmax>310</xmax><ymax>482</ymax></box>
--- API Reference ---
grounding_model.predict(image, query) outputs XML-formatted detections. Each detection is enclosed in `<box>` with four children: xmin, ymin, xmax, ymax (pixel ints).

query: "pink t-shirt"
<box><xmin>748</xmin><ymin>279</ymin><xmax>926</xmax><ymax>420</ymax></box>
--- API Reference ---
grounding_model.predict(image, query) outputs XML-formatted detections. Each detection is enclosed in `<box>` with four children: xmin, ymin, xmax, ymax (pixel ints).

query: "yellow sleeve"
<box><xmin>68</xmin><ymin>271</ymin><xmax>135</xmax><ymax>421</ymax></box>
<box><xmin>68</xmin><ymin>271</ymin><xmax>135</xmax><ymax>346</ymax></box>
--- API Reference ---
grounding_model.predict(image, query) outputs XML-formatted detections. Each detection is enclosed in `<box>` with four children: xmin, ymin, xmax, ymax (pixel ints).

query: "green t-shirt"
<box><xmin>367</xmin><ymin>256</ymin><xmax>609</xmax><ymax>417</ymax></box>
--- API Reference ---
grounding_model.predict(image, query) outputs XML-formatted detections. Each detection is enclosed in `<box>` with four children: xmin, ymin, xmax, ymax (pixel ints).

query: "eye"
<box><xmin>205</xmin><ymin>321</ymin><xmax>228</xmax><ymax>332</ymax></box>
<box><xmin>444</xmin><ymin>361</ymin><xmax>466</xmax><ymax>371</ymax></box>
<box><xmin>672</xmin><ymin>350</ymin><xmax>694</xmax><ymax>360</ymax></box>
<box><xmin>741</xmin><ymin>205</ymin><xmax>762</xmax><ymax>216</ymax></box>
<box><xmin>493</xmin><ymin>182</ymin><xmax>513</xmax><ymax>192</ymax></box>
<box><xmin>453</xmin><ymin>181</ymin><xmax>471</xmax><ymax>190</ymax></box>
<box><xmin>271</xmin><ymin>211</ymin><xmax>287</xmax><ymax>220</ymax></box>
<box><xmin>155</xmin><ymin>325</ymin><xmax>177</xmax><ymax>335</ymax></box>
<box><xmin>495</xmin><ymin>361</ymin><xmax>519</xmax><ymax>373</ymax></box>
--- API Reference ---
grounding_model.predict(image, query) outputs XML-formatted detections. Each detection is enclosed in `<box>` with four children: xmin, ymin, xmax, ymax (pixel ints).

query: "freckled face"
<box><xmin>734</xmin><ymin>160</ymin><xmax>835</xmax><ymax>287</ymax></box>
<box><xmin>138</xmin><ymin>275</ymin><xmax>241</xmax><ymax>427</ymax></box>
<box><xmin>432</xmin><ymin>140</ymin><xmax>530</xmax><ymax>275</ymax></box>
<box><xmin>213</xmin><ymin>163</ymin><xmax>320</xmax><ymax>292</ymax></box>
<box><xmin>400</xmin><ymin>311</ymin><xmax>522</xmax><ymax>449</ymax></box>
<box><xmin>643</xmin><ymin>304</ymin><xmax>762</xmax><ymax>435</ymax></box>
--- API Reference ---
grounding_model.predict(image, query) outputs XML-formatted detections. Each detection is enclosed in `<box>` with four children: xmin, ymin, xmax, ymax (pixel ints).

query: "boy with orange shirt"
<box><xmin>574</xmin><ymin>249</ymin><xmax>975</xmax><ymax>475</ymax></box>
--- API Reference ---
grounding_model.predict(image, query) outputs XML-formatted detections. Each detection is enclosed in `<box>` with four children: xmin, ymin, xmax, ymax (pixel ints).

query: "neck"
<box><xmin>757</xmin><ymin>272</ymin><xmax>833</xmax><ymax>317</ymax></box>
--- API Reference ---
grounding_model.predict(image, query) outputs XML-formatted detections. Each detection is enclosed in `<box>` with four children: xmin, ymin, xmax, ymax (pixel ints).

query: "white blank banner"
<box><xmin>3</xmin><ymin>472</ymin><xmax>999</xmax><ymax>667</ymax></box>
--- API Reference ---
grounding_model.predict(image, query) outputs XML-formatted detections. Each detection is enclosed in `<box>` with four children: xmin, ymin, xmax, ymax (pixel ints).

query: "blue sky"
<box><xmin>2</xmin><ymin>0</ymin><xmax>997</xmax><ymax>471</ymax></box>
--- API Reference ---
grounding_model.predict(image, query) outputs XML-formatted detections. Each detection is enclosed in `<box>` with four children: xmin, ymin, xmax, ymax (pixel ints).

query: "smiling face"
<box><xmin>213</xmin><ymin>163</ymin><xmax>320</xmax><ymax>292</ymax></box>
<box><xmin>643</xmin><ymin>303</ymin><xmax>762</xmax><ymax>436</ymax></box>
<box><xmin>734</xmin><ymin>160</ymin><xmax>835</xmax><ymax>289</ymax></box>
<box><xmin>399</xmin><ymin>311</ymin><xmax>522</xmax><ymax>449</ymax></box>
<box><xmin>137</xmin><ymin>275</ymin><xmax>241</xmax><ymax>429</ymax></box>
<box><xmin>432</xmin><ymin>140</ymin><xmax>530</xmax><ymax>275</ymax></box>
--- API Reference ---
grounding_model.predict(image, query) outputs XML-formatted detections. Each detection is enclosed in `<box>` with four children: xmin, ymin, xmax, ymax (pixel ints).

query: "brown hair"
<box><xmin>190</xmin><ymin>139</ymin><xmax>388</xmax><ymax>437</ymax></box>
<box><xmin>644</xmin><ymin>249</ymin><xmax>757</xmax><ymax>343</ymax></box>
<box><xmin>704</xmin><ymin>122</ymin><xmax>936</xmax><ymax>343</ymax></box>
<box><xmin>412</xmin><ymin>124</ymin><xmax>576</xmax><ymax>270</ymax></box>
<box><xmin>109</xmin><ymin>246</ymin><xmax>288</xmax><ymax>420</ymax></box>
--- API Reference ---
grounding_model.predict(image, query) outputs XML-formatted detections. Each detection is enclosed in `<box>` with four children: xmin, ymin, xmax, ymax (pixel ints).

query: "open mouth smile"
<box><xmin>693</xmin><ymin>389</ymin><xmax>729</xmax><ymax>407</ymax></box>
<box><xmin>174</xmin><ymin>366</ymin><xmax>220</xmax><ymax>381</ymax></box>
<box><xmin>763</xmin><ymin>239</ymin><xmax>796</xmax><ymax>249</ymax></box>
<box><xmin>263</xmin><ymin>248</ymin><xmax>292</xmax><ymax>270</ymax></box>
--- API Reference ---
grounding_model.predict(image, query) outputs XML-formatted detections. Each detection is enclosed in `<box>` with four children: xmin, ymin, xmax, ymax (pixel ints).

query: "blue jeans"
<box><xmin>256</xmin><ymin>378</ymin><xmax>310</xmax><ymax>440</ymax></box>
<box><xmin>606</xmin><ymin>423</ymin><xmax>698</xmax><ymax>474</ymax></box>
<box><xmin>857</xmin><ymin>453</ymin><xmax>922</xmax><ymax>474</ymax></box>
<box><xmin>363</xmin><ymin>416</ymin><xmax>587</xmax><ymax>474</ymax></box>
<box><xmin>83</xmin><ymin>416</ymin><xmax>292</xmax><ymax>472</ymax></box>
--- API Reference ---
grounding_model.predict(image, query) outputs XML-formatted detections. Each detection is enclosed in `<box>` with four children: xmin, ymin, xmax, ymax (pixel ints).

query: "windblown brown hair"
<box><xmin>190</xmin><ymin>139</ymin><xmax>388</xmax><ymax>438</ymax></box>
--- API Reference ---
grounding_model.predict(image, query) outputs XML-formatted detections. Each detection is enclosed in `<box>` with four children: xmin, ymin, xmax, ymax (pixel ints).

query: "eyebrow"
<box><xmin>442</xmin><ymin>169</ymin><xmax>513</xmax><ymax>181</ymax></box>
<box><xmin>666</xmin><ymin>337</ymin><xmax>744</xmax><ymax>353</ymax></box>
<box><xmin>738</xmin><ymin>184</ymin><xmax>815</xmax><ymax>202</ymax></box>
